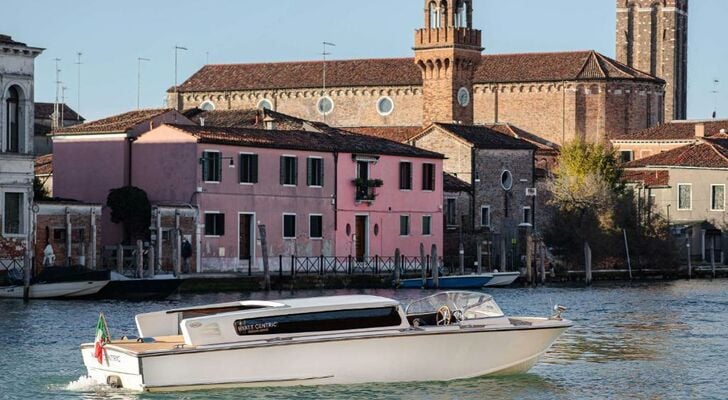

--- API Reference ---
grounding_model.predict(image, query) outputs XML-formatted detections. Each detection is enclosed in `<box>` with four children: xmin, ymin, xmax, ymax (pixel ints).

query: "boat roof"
<box><xmin>161</xmin><ymin>295</ymin><xmax>399</xmax><ymax>316</ymax></box>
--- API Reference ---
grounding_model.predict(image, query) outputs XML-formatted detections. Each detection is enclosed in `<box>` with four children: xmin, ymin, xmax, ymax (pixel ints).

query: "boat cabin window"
<box><xmin>234</xmin><ymin>307</ymin><xmax>401</xmax><ymax>336</ymax></box>
<box><xmin>405</xmin><ymin>292</ymin><xmax>504</xmax><ymax>326</ymax></box>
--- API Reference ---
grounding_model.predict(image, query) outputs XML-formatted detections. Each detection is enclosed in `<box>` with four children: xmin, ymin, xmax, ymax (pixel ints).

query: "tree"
<box><xmin>543</xmin><ymin>140</ymin><xmax>677</xmax><ymax>269</ymax></box>
<box><xmin>33</xmin><ymin>176</ymin><xmax>50</xmax><ymax>201</ymax></box>
<box><xmin>106</xmin><ymin>186</ymin><xmax>151</xmax><ymax>244</ymax></box>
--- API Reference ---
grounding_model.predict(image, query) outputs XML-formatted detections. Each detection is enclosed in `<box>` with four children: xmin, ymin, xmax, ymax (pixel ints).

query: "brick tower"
<box><xmin>414</xmin><ymin>0</ymin><xmax>483</xmax><ymax>126</ymax></box>
<box><xmin>616</xmin><ymin>0</ymin><xmax>688</xmax><ymax>121</ymax></box>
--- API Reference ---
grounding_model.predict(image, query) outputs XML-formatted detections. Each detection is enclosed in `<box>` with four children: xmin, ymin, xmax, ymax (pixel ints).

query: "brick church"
<box><xmin>170</xmin><ymin>0</ymin><xmax>688</xmax><ymax>146</ymax></box>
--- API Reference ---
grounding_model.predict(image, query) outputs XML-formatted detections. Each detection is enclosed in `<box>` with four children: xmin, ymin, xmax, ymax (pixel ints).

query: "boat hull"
<box><xmin>484</xmin><ymin>272</ymin><xmax>521</xmax><ymax>287</ymax></box>
<box><xmin>399</xmin><ymin>274</ymin><xmax>493</xmax><ymax>289</ymax></box>
<box><xmin>81</xmin><ymin>321</ymin><xmax>569</xmax><ymax>392</ymax></box>
<box><xmin>0</xmin><ymin>280</ymin><xmax>109</xmax><ymax>299</ymax></box>
<box><xmin>90</xmin><ymin>277</ymin><xmax>182</xmax><ymax>301</ymax></box>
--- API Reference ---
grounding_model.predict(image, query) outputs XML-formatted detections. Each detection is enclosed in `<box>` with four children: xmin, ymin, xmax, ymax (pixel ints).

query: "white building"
<box><xmin>0</xmin><ymin>34</ymin><xmax>43</xmax><ymax>268</ymax></box>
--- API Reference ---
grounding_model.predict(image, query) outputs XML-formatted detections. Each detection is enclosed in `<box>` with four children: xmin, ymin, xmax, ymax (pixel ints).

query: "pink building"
<box><xmin>133</xmin><ymin>124</ymin><xmax>444</xmax><ymax>272</ymax></box>
<box><xmin>52</xmin><ymin>109</ymin><xmax>193</xmax><ymax>246</ymax></box>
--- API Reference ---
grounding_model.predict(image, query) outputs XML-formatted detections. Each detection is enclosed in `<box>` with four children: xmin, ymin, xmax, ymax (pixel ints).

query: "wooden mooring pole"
<box><xmin>135</xmin><ymin>240</ymin><xmax>144</xmax><ymax>279</ymax></box>
<box><xmin>394</xmin><ymin>248</ymin><xmax>401</xmax><ymax>286</ymax></box>
<box><xmin>584</xmin><ymin>242</ymin><xmax>592</xmax><ymax>285</ymax></box>
<box><xmin>420</xmin><ymin>243</ymin><xmax>426</xmax><ymax>287</ymax></box>
<box><xmin>476</xmin><ymin>242</ymin><xmax>483</xmax><ymax>274</ymax></box>
<box><xmin>431</xmin><ymin>244</ymin><xmax>439</xmax><ymax>289</ymax></box>
<box><xmin>623</xmin><ymin>229</ymin><xmax>633</xmax><ymax>280</ymax></box>
<box><xmin>258</xmin><ymin>224</ymin><xmax>271</xmax><ymax>291</ymax></box>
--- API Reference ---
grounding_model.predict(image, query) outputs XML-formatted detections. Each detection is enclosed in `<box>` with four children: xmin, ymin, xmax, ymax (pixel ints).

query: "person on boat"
<box><xmin>181</xmin><ymin>238</ymin><xmax>192</xmax><ymax>274</ymax></box>
<box><xmin>43</xmin><ymin>243</ymin><xmax>55</xmax><ymax>267</ymax></box>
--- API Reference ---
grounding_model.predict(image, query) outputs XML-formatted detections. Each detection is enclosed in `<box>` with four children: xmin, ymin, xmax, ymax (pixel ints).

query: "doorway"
<box><xmin>355</xmin><ymin>216</ymin><xmax>368</xmax><ymax>262</ymax></box>
<box><xmin>238</xmin><ymin>214</ymin><xmax>254</xmax><ymax>265</ymax></box>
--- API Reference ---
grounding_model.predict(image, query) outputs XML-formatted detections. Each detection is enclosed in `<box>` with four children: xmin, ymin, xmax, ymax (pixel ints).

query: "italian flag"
<box><xmin>94</xmin><ymin>313</ymin><xmax>109</xmax><ymax>364</ymax></box>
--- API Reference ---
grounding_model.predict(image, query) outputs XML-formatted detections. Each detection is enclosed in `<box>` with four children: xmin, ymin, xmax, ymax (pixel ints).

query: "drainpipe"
<box><xmin>333</xmin><ymin>152</ymin><xmax>339</xmax><ymax>231</ymax></box>
<box><xmin>470</xmin><ymin>147</ymin><xmax>476</xmax><ymax>232</ymax></box>
<box><xmin>126</xmin><ymin>136</ymin><xmax>137</xmax><ymax>187</ymax></box>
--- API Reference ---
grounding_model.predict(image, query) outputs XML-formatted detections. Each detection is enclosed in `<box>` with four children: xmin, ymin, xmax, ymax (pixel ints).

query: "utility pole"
<box><xmin>53</xmin><ymin>58</ymin><xmax>62</xmax><ymax>129</ymax></box>
<box><xmin>75</xmin><ymin>52</ymin><xmax>82</xmax><ymax>120</ymax></box>
<box><xmin>137</xmin><ymin>57</ymin><xmax>150</xmax><ymax>109</ymax></box>
<box><xmin>173</xmin><ymin>45</ymin><xmax>188</xmax><ymax>110</ymax></box>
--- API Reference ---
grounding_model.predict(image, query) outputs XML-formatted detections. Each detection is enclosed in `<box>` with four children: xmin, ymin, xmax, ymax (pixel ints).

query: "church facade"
<box><xmin>169</xmin><ymin>0</ymin><xmax>683</xmax><ymax>145</ymax></box>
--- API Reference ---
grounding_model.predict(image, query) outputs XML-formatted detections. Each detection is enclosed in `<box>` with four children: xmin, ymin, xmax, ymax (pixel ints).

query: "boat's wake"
<box><xmin>65</xmin><ymin>375</ymin><xmax>106</xmax><ymax>392</ymax></box>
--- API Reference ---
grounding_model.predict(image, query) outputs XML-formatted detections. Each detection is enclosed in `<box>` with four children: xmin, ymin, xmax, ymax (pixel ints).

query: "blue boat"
<box><xmin>398</xmin><ymin>274</ymin><xmax>493</xmax><ymax>289</ymax></box>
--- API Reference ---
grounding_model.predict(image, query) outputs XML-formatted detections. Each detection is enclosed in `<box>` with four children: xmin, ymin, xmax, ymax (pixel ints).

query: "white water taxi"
<box><xmin>80</xmin><ymin>291</ymin><xmax>571</xmax><ymax>392</ymax></box>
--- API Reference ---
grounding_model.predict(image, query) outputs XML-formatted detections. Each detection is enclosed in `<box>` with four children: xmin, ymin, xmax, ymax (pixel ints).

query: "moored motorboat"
<box><xmin>484</xmin><ymin>271</ymin><xmax>521</xmax><ymax>287</ymax></box>
<box><xmin>0</xmin><ymin>280</ymin><xmax>109</xmax><ymax>299</ymax></box>
<box><xmin>80</xmin><ymin>291</ymin><xmax>571</xmax><ymax>392</ymax></box>
<box><xmin>398</xmin><ymin>273</ymin><xmax>493</xmax><ymax>289</ymax></box>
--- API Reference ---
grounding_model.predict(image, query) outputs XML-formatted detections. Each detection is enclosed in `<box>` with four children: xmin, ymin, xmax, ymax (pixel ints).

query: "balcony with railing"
<box><xmin>354</xmin><ymin>178</ymin><xmax>383</xmax><ymax>203</ymax></box>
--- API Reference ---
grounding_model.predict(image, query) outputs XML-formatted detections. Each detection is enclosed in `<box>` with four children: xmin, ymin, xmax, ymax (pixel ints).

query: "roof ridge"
<box><xmin>704</xmin><ymin>139</ymin><xmax>728</xmax><ymax>164</ymax></box>
<box><xmin>576</xmin><ymin>51</ymin><xmax>605</xmax><ymax>80</ymax></box>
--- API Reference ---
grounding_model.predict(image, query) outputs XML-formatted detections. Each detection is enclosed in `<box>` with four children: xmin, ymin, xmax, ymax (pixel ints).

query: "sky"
<box><xmin>4</xmin><ymin>0</ymin><xmax>727</xmax><ymax>121</ymax></box>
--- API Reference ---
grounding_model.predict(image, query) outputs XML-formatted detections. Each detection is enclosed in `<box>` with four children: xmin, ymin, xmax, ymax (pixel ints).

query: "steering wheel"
<box><xmin>436</xmin><ymin>305</ymin><xmax>452</xmax><ymax>326</ymax></box>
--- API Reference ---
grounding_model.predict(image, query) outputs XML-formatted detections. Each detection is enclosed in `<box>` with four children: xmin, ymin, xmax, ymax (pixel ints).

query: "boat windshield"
<box><xmin>405</xmin><ymin>291</ymin><xmax>504</xmax><ymax>320</ymax></box>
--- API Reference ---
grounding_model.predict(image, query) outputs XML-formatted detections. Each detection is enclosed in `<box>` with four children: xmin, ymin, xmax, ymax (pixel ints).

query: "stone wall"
<box><xmin>34</xmin><ymin>204</ymin><xmax>102</xmax><ymax>272</ymax></box>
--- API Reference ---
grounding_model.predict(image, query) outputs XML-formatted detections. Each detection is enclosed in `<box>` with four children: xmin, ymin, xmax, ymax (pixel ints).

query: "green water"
<box><xmin>0</xmin><ymin>281</ymin><xmax>726</xmax><ymax>399</ymax></box>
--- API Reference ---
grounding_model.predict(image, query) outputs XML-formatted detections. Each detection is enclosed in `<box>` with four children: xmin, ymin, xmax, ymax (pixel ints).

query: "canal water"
<box><xmin>0</xmin><ymin>281</ymin><xmax>726</xmax><ymax>399</ymax></box>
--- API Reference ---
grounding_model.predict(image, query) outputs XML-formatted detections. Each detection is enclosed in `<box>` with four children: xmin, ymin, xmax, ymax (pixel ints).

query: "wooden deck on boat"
<box><xmin>108</xmin><ymin>335</ymin><xmax>189</xmax><ymax>354</ymax></box>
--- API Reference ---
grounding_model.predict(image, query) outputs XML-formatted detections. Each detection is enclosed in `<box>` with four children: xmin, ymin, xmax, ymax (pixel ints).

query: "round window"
<box><xmin>199</xmin><ymin>101</ymin><xmax>216</xmax><ymax>111</ymax></box>
<box><xmin>376</xmin><ymin>97</ymin><xmax>394</xmax><ymax>116</ymax></box>
<box><xmin>317</xmin><ymin>96</ymin><xmax>334</xmax><ymax>115</ymax></box>
<box><xmin>345</xmin><ymin>223</ymin><xmax>352</xmax><ymax>236</ymax></box>
<box><xmin>258</xmin><ymin>99</ymin><xmax>273</xmax><ymax>110</ymax></box>
<box><xmin>374</xmin><ymin>224</ymin><xmax>380</xmax><ymax>236</ymax></box>
<box><xmin>501</xmin><ymin>170</ymin><xmax>513</xmax><ymax>191</ymax></box>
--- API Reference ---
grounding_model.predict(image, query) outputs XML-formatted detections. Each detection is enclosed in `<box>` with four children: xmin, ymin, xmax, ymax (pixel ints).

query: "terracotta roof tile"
<box><xmin>165</xmin><ymin>124</ymin><xmax>444</xmax><ymax>159</ymax></box>
<box><xmin>623</xmin><ymin>170</ymin><xmax>670</xmax><ymax>187</ymax></box>
<box><xmin>431</xmin><ymin>123</ymin><xmax>536</xmax><ymax>150</ymax></box>
<box><xmin>482</xmin><ymin>123</ymin><xmax>559</xmax><ymax>153</ymax></box>
<box><xmin>35</xmin><ymin>102</ymin><xmax>84</xmax><ymax>122</ymax></box>
<box><xmin>34</xmin><ymin>154</ymin><xmax>53</xmax><ymax>175</ymax></box>
<box><xmin>611</xmin><ymin>119</ymin><xmax>728</xmax><ymax>141</ymax></box>
<box><xmin>444</xmin><ymin>172</ymin><xmax>471</xmax><ymax>192</ymax></box>
<box><xmin>53</xmin><ymin>109</ymin><xmax>172</xmax><ymax>135</ymax></box>
<box><xmin>343</xmin><ymin>126</ymin><xmax>423</xmax><ymax>143</ymax></box>
<box><xmin>625</xmin><ymin>136</ymin><xmax>728</xmax><ymax>169</ymax></box>
<box><xmin>174</xmin><ymin>51</ymin><xmax>663</xmax><ymax>93</ymax></box>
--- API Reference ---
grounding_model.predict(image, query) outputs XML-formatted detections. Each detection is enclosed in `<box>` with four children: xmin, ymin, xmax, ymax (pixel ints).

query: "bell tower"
<box><xmin>616</xmin><ymin>0</ymin><xmax>688</xmax><ymax>121</ymax></box>
<box><xmin>414</xmin><ymin>0</ymin><xmax>483</xmax><ymax>126</ymax></box>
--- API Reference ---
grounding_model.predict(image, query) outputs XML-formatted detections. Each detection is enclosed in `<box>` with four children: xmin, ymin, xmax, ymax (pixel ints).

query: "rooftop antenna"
<box><xmin>137</xmin><ymin>57</ymin><xmax>151</xmax><ymax>109</ymax></box>
<box><xmin>206</xmin><ymin>51</ymin><xmax>210</xmax><ymax>65</ymax></box>
<box><xmin>53</xmin><ymin>58</ymin><xmax>62</xmax><ymax>129</ymax></box>
<box><xmin>61</xmin><ymin>86</ymin><xmax>68</xmax><ymax>126</ymax></box>
<box><xmin>321</xmin><ymin>41</ymin><xmax>336</xmax><ymax>123</ymax></box>
<box><xmin>75</xmin><ymin>52</ymin><xmax>82</xmax><ymax>121</ymax></box>
<box><xmin>173</xmin><ymin>45</ymin><xmax>188</xmax><ymax>111</ymax></box>
<box><xmin>711</xmin><ymin>79</ymin><xmax>720</xmax><ymax>119</ymax></box>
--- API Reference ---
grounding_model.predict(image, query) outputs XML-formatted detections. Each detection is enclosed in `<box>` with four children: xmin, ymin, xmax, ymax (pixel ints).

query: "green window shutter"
<box><xmin>251</xmin><ymin>154</ymin><xmax>259</xmax><ymax>183</ymax></box>
<box><xmin>292</xmin><ymin>158</ymin><xmax>298</xmax><ymax>185</ymax></box>
<box><xmin>319</xmin><ymin>159</ymin><xmax>324</xmax><ymax>187</ymax></box>
<box><xmin>307</xmin><ymin>158</ymin><xmax>313</xmax><ymax>186</ymax></box>
<box><xmin>280</xmin><ymin>156</ymin><xmax>285</xmax><ymax>185</ymax></box>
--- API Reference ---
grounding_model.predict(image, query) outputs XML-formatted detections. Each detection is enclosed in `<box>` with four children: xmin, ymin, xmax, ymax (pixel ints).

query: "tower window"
<box><xmin>6</xmin><ymin>86</ymin><xmax>21</xmax><ymax>153</ymax></box>
<box><xmin>455</xmin><ymin>1</ymin><xmax>467</xmax><ymax>28</ymax></box>
<box><xmin>429</xmin><ymin>1</ymin><xmax>441</xmax><ymax>29</ymax></box>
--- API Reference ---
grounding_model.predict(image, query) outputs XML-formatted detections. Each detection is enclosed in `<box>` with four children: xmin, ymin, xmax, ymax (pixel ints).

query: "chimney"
<box><xmin>695</xmin><ymin>123</ymin><xmax>705</xmax><ymax>138</ymax></box>
<box><xmin>200</xmin><ymin>117</ymin><xmax>205</xmax><ymax>127</ymax></box>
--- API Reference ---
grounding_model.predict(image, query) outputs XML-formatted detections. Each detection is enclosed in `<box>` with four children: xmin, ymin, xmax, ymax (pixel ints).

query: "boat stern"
<box><xmin>80</xmin><ymin>343</ymin><xmax>145</xmax><ymax>391</ymax></box>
